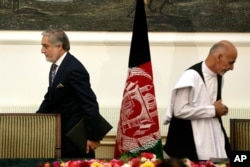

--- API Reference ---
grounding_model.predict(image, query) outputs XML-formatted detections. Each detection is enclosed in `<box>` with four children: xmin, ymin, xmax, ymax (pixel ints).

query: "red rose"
<box><xmin>79</xmin><ymin>161</ymin><xmax>91</xmax><ymax>167</ymax></box>
<box><xmin>130</xmin><ymin>157</ymin><xmax>141</xmax><ymax>167</ymax></box>
<box><xmin>141</xmin><ymin>152</ymin><xmax>154</xmax><ymax>159</ymax></box>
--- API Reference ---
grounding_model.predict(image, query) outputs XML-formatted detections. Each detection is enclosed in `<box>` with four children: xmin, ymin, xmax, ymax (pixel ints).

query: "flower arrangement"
<box><xmin>183</xmin><ymin>158</ymin><xmax>229</xmax><ymax>167</ymax></box>
<box><xmin>38</xmin><ymin>152</ymin><xmax>229</xmax><ymax>167</ymax></box>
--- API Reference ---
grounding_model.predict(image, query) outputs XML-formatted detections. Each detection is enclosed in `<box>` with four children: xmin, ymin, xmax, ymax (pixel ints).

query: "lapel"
<box><xmin>51</xmin><ymin>53</ymin><xmax>72</xmax><ymax>88</ymax></box>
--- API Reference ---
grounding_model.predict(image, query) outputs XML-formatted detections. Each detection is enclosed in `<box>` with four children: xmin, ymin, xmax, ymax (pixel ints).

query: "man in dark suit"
<box><xmin>37</xmin><ymin>28</ymin><xmax>101</xmax><ymax>158</ymax></box>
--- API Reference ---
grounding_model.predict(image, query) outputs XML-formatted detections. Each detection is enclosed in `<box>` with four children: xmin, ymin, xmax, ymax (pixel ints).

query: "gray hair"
<box><xmin>42</xmin><ymin>28</ymin><xmax>70</xmax><ymax>51</ymax></box>
<box><xmin>209</xmin><ymin>40</ymin><xmax>230</xmax><ymax>55</ymax></box>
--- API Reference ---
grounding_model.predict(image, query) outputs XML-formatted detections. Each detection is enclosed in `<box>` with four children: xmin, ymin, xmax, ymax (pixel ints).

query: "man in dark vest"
<box><xmin>163</xmin><ymin>40</ymin><xmax>238</xmax><ymax>161</ymax></box>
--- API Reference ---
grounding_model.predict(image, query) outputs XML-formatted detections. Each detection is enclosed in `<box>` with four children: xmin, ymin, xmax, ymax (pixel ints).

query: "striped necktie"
<box><xmin>50</xmin><ymin>63</ymin><xmax>57</xmax><ymax>85</ymax></box>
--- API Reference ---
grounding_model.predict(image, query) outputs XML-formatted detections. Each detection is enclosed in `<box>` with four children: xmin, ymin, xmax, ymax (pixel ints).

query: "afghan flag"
<box><xmin>114</xmin><ymin>0</ymin><xmax>163</xmax><ymax>160</ymax></box>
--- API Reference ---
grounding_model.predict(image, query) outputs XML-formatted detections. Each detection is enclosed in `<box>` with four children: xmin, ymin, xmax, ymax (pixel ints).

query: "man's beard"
<box><xmin>46</xmin><ymin>56</ymin><xmax>54</xmax><ymax>63</ymax></box>
<box><xmin>219</xmin><ymin>71</ymin><xmax>226</xmax><ymax>76</ymax></box>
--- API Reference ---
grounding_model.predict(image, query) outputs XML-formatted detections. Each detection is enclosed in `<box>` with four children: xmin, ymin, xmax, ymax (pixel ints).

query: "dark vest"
<box><xmin>163</xmin><ymin>61</ymin><xmax>231</xmax><ymax>161</ymax></box>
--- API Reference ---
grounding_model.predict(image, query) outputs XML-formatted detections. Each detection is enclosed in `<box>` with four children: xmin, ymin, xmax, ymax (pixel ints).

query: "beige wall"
<box><xmin>0</xmin><ymin>31</ymin><xmax>249</xmax><ymax>108</ymax></box>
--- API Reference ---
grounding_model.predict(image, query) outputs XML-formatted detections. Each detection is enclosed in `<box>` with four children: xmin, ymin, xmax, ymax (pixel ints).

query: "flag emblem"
<box><xmin>116</xmin><ymin>63</ymin><xmax>161</xmax><ymax>154</ymax></box>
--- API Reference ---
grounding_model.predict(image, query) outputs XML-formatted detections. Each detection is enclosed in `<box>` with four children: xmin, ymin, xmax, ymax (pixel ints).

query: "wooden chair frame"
<box><xmin>0</xmin><ymin>113</ymin><xmax>61</xmax><ymax>158</ymax></box>
<box><xmin>230</xmin><ymin>119</ymin><xmax>250</xmax><ymax>151</ymax></box>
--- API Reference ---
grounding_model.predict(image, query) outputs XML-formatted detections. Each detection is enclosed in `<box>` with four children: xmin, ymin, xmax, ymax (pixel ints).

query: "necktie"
<box><xmin>50</xmin><ymin>63</ymin><xmax>57</xmax><ymax>85</ymax></box>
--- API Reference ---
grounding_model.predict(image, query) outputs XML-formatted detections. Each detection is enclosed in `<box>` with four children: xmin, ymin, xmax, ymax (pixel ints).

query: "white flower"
<box><xmin>121</xmin><ymin>163</ymin><xmax>130</xmax><ymax>167</ymax></box>
<box><xmin>141</xmin><ymin>157</ymin><xmax>147</xmax><ymax>162</ymax></box>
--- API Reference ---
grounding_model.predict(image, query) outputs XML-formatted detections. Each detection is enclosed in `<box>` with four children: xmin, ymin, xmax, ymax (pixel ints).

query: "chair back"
<box><xmin>230</xmin><ymin>119</ymin><xmax>250</xmax><ymax>151</ymax></box>
<box><xmin>0</xmin><ymin>113</ymin><xmax>61</xmax><ymax>158</ymax></box>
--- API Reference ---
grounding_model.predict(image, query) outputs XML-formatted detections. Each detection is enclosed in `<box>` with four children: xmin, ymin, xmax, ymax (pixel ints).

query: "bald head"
<box><xmin>205</xmin><ymin>40</ymin><xmax>238</xmax><ymax>75</ymax></box>
<box><xmin>209</xmin><ymin>40</ymin><xmax>237</xmax><ymax>56</ymax></box>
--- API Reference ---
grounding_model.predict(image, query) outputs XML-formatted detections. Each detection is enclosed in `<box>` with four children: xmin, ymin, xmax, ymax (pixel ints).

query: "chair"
<box><xmin>230</xmin><ymin>119</ymin><xmax>250</xmax><ymax>151</ymax></box>
<box><xmin>0</xmin><ymin>113</ymin><xmax>61</xmax><ymax>158</ymax></box>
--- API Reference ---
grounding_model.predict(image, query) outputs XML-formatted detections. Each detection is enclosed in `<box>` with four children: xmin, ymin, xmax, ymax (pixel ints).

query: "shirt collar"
<box><xmin>54</xmin><ymin>52</ymin><xmax>67</xmax><ymax>67</ymax></box>
<box><xmin>202</xmin><ymin>61</ymin><xmax>217</xmax><ymax>77</ymax></box>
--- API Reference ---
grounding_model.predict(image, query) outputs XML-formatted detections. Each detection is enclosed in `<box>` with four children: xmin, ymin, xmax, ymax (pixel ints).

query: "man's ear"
<box><xmin>57</xmin><ymin>44</ymin><xmax>64</xmax><ymax>50</ymax></box>
<box><xmin>58</xmin><ymin>44</ymin><xmax>63</xmax><ymax>48</ymax></box>
<box><xmin>217</xmin><ymin>53</ymin><xmax>223</xmax><ymax>62</ymax></box>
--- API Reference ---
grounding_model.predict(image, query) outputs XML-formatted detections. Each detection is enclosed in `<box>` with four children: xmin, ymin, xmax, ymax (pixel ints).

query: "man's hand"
<box><xmin>214</xmin><ymin>100</ymin><xmax>228</xmax><ymax>117</ymax></box>
<box><xmin>86</xmin><ymin>140</ymin><xmax>100</xmax><ymax>153</ymax></box>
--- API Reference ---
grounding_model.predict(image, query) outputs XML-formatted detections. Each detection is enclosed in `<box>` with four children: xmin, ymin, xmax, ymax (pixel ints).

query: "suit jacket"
<box><xmin>37</xmin><ymin>52</ymin><xmax>101</xmax><ymax>157</ymax></box>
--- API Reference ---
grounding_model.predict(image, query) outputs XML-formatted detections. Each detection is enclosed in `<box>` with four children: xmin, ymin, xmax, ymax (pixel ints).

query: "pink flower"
<box><xmin>52</xmin><ymin>161</ymin><xmax>61</xmax><ymax>167</ymax></box>
<box><xmin>102</xmin><ymin>162</ymin><xmax>112</xmax><ymax>167</ymax></box>
<box><xmin>63</xmin><ymin>160</ymin><xmax>71</xmax><ymax>167</ymax></box>
<box><xmin>110</xmin><ymin>159</ymin><xmax>124</xmax><ymax>167</ymax></box>
<box><xmin>190</xmin><ymin>160</ymin><xmax>214</xmax><ymax>167</ymax></box>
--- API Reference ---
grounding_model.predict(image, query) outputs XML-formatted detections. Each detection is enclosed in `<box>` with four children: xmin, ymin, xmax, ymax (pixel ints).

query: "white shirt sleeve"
<box><xmin>173</xmin><ymin>87</ymin><xmax>216</xmax><ymax>120</ymax></box>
